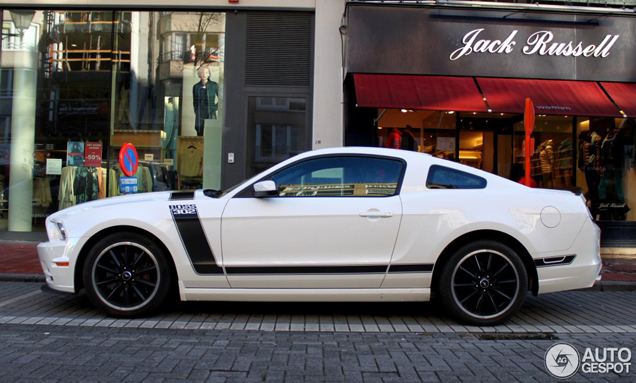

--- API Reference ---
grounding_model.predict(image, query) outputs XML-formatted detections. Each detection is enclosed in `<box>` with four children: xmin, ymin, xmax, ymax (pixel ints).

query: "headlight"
<box><xmin>46</xmin><ymin>220</ymin><xmax>67</xmax><ymax>241</ymax></box>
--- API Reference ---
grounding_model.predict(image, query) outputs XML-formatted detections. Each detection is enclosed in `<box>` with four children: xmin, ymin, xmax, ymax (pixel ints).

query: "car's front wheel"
<box><xmin>83</xmin><ymin>233</ymin><xmax>172</xmax><ymax>317</ymax></box>
<box><xmin>438</xmin><ymin>240</ymin><xmax>528</xmax><ymax>326</ymax></box>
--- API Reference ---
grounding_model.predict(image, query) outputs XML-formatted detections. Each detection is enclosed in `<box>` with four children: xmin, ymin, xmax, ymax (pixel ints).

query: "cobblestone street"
<box><xmin>0</xmin><ymin>282</ymin><xmax>635</xmax><ymax>381</ymax></box>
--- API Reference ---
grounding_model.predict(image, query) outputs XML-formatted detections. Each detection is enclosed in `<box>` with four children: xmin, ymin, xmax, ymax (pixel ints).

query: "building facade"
<box><xmin>0</xmin><ymin>0</ymin><xmax>344</xmax><ymax>240</ymax></box>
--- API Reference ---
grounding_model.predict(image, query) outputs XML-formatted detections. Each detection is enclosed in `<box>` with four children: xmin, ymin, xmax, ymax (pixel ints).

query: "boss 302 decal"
<box><xmin>169</xmin><ymin>203</ymin><xmax>223</xmax><ymax>274</ymax></box>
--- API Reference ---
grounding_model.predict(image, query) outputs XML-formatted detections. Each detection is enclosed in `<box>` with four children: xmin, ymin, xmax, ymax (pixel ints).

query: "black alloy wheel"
<box><xmin>83</xmin><ymin>233</ymin><xmax>171</xmax><ymax>317</ymax></box>
<box><xmin>438</xmin><ymin>241</ymin><xmax>528</xmax><ymax>326</ymax></box>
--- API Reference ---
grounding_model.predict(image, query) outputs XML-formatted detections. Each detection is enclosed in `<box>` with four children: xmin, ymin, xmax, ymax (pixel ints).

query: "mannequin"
<box><xmin>401</xmin><ymin>125</ymin><xmax>418</xmax><ymax>151</ymax></box>
<box><xmin>598</xmin><ymin>123</ymin><xmax>625</xmax><ymax>203</ymax></box>
<box><xmin>536</xmin><ymin>139</ymin><xmax>554</xmax><ymax>188</ymax></box>
<box><xmin>386</xmin><ymin>128</ymin><xmax>402</xmax><ymax>149</ymax></box>
<box><xmin>192</xmin><ymin>66</ymin><xmax>219</xmax><ymax>137</ymax></box>
<box><xmin>578</xmin><ymin>130</ymin><xmax>601</xmax><ymax>203</ymax></box>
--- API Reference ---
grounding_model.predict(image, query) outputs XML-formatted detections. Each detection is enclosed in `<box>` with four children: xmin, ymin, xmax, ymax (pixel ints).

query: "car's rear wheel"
<box><xmin>438</xmin><ymin>240</ymin><xmax>527</xmax><ymax>326</ymax></box>
<box><xmin>83</xmin><ymin>233</ymin><xmax>171</xmax><ymax>317</ymax></box>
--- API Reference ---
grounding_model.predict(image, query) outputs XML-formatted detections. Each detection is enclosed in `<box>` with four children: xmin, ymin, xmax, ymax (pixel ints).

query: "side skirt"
<box><xmin>179</xmin><ymin>284</ymin><xmax>431</xmax><ymax>303</ymax></box>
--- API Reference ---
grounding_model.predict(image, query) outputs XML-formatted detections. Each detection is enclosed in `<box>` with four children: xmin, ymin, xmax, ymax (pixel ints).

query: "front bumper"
<box><xmin>37</xmin><ymin>240</ymin><xmax>77</xmax><ymax>293</ymax></box>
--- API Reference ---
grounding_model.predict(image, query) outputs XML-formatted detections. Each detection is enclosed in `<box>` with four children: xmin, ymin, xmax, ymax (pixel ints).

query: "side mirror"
<box><xmin>253</xmin><ymin>180</ymin><xmax>278</xmax><ymax>198</ymax></box>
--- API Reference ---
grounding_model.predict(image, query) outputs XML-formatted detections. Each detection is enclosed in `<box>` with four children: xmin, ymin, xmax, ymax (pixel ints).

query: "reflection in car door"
<box><xmin>220</xmin><ymin>155</ymin><xmax>404</xmax><ymax>289</ymax></box>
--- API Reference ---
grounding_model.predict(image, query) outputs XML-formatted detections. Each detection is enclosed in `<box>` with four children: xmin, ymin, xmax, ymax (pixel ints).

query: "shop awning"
<box><xmin>353</xmin><ymin>74</ymin><xmax>488</xmax><ymax>112</ymax></box>
<box><xmin>600</xmin><ymin>82</ymin><xmax>636</xmax><ymax>117</ymax></box>
<box><xmin>476</xmin><ymin>78</ymin><xmax>621</xmax><ymax>117</ymax></box>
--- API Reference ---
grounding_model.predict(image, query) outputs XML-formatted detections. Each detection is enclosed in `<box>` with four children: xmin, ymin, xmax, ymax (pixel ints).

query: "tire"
<box><xmin>82</xmin><ymin>233</ymin><xmax>172</xmax><ymax>317</ymax></box>
<box><xmin>438</xmin><ymin>240</ymin><xmax>528</xmax><ymax>326</ymax></box>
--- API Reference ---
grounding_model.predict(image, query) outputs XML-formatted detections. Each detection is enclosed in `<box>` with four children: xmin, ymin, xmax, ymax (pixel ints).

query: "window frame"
<box><xmin>426</xmin><ymin>164</ymin><xmax>487</xmax><ymax>190</ymax></box>
<box><xmin>235</xmin><ymin>154</ymin><xmax>407</xmax><ymax>198</ymax></box>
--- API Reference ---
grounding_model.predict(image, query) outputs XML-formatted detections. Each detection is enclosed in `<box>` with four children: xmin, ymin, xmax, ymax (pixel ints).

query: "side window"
<box><xmin>426</xmin><ymin>165</ymin><xmax>487</xmax><ymax>189</ymax></box>
<box><xmin>270</xmin><ymin>156</ymin><xmax>403</xmax><ymax>197</ymax></box>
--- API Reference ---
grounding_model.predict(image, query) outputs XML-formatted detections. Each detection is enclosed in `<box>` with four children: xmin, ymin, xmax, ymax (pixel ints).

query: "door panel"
<box><xmin>221</xmin><ymin>196</ymin><xmax>402</xmax><ymax>288</ymax></box>
<box><xmin>221</xmin><ymin>154</ymin><xmax>406</xmax><ymax>288</ymax></box>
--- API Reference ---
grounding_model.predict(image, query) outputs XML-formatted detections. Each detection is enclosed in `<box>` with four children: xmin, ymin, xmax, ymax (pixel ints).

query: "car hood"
<box><xmin>48</xmin><ymin>191</ymin><xmax>175</xmax><ymax>222</ymax></box>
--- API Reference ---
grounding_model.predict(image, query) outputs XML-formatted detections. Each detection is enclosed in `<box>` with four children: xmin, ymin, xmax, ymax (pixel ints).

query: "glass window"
<box><xmin>246</xmin><ymin>96</ymin><xmax>308</xmax><ymax>178</ymax></box>
<box><xmin>426</xmin><ymin>165</ymin><xmax>487</xmax><ymax>189</ymax></box>
<box><xmin>513</xmin><ymin>115</ymin><xmax>573</xmax><ymax>189</ymax></box>
<box><xmin>576</xmin><ymin>118</ymin><xmax>635</xmax><ymax>222</ymax></box>
<box><xmin>270</xmin><ymin>156</ymin><xmax>403</xmax><ymax>197</ymax></box>
<box><xmin>376</xmin><ymin>110</ymin><xmax>456</xmax><ymax>158</ymax></box>
<box><xmin>0</xmin><ymin>10</ymin><xmax>226</xmax><ymax>234</ymax></box>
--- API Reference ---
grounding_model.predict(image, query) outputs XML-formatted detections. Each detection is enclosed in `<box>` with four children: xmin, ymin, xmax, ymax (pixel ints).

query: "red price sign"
<box><xmin>84</xmin><ymin>142</ymin><xmax>103</xmax><ymax>167</ymax></box>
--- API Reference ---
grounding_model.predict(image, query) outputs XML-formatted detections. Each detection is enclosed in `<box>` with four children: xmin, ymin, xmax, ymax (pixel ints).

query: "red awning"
<box><xmin>600</xmin><ymin>82</ymin><xmax>636</xmax><ymax>117</ymax></box>
<box><xmin>353</xmin><ymin>74</ymin><xmax>487</xmax><ymax>112</ymax></box>
<box><xmin>477</xmin><ymin>78</ymin><xmax>621</xmax><ymax>117</ymax></box>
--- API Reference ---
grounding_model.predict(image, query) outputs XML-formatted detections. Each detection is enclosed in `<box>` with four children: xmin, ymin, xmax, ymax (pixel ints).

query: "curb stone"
<box><xmin>0</xmin><ymin>273</ymin><xmax>45</xmax><ymax>283</ymax></box>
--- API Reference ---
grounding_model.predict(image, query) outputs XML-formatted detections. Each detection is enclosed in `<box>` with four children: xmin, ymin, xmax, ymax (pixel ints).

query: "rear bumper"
<box><xmin>537</xmin><ymin>220</ymin><xmax>602</xmax><ymax>294</ymax></box>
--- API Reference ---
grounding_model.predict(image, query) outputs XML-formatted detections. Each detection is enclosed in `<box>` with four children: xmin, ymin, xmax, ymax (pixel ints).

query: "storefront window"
<box><xmin>376</xmin><ymin>110</ymin><xmax>457</xmax><ymax>158</ymax></box>
<box><xmin>575</xmin><ymin>118</ymin><xmax>635</xmax><ymax>222</ymax></box>
<box><xmin>513</xmin><ymin>115</ymin><xmax>574</xmax><ymax>189</ymax></box>
<box><xmin>1</xmin><ymin>10</ymin><xmax>226</xmax><ymax>234</ymax></box>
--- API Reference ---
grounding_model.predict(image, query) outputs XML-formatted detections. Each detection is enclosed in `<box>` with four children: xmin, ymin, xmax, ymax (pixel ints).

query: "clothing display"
<box><xmin>598</xmin><ymin>125</ymin><xmax>626</xmax><ymax>204</ymax></box>
<box><xmin>33</xmin><ymin>178</ymin><xmax>53</xmax><ymax>208</ymax></box>
<box><xmin>108</xmin><ymin>164</ymin><xmax>156</xmax><ymax>197</ymax></box>
<box><xmin>537</xmin><ymin>139</ymin><xmax>554</xmax><ymax>174</ymax></box>
<box><xmin>164</xmin><ymin>98</ymin><xmax>179</xmax><ymax>159</ymax></box>
<box><xmin>192</xmin><ymin>79</ymin><xmax>219</xmax><ymax>136</ymax></box>
<box><xmin>59</xmin><ymin>167</ymin><xmax>106</xmax><ymax>208</ymax></box>
<box><xmin>178</xmin><ymin>145</ymin><xmax>204</xmax><ymax>177</ymax></box>
<box><xmin>149</xmin><ymin>163</ymin><xmax>178</xmax><ymax>191</ymax></box>
<box><xmin>555</xmin><ymin>138</ymin><xmax>572</xmax><ymax>171</ymax></box>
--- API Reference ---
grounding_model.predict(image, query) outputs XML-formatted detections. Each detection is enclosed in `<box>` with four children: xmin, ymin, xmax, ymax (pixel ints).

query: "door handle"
<box><xmin>359</xmin><ymin>211</ymin><xmax>393</xmax><ymax>218</ymax></box>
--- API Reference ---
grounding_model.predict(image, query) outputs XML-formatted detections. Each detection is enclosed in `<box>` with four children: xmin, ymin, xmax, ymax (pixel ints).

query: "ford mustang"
<box><xmin>37</xmin><ymin>147</ymin><xmax>601</xmax><ymax>325</ymax></box>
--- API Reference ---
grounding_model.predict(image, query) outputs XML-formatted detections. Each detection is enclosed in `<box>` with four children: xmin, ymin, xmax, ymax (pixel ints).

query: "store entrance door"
<box><xmin>457</xmin><ymin>114</ymin><xmax>518</xmax><ymax>180</ymax></box>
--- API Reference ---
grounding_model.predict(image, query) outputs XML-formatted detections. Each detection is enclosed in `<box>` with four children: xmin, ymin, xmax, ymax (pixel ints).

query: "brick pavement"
<box><xmin>0</xmin><ymin>323</ymin><xmax>634</xmax><ymax>382</ymax></box>
<box><xmin>0</xmin><ymin>282</ymin><xmax>635</xmax><ymax>335</ymax></box>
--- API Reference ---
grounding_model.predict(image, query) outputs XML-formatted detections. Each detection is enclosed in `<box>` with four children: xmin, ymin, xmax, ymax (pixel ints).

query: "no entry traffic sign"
<box><xmin>119</xmin><ymin>143</ymin><xmax>139</xmax><ymax>177</ymax></box>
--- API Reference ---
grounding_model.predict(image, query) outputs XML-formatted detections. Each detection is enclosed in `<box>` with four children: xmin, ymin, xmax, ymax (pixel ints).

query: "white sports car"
<box><xmin>38</xmin><ymin>147</ymin><xmax>601</xmax><ymax>326</ymax></box>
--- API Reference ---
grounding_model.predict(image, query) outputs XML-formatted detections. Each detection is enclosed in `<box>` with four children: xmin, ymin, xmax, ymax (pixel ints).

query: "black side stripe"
<box><xmin>224</xmin><ymin>264</ymin><xmax>434</xmax><ymax>275</ymax></box>
<box><xmin>170</xmin><ymin>206</ymin><xmax>223</xmax><ymax>274</ymax></box>
<box><xmin>388</xmin><ymin>264</ymin><xmax>434</xmax><ymax>273</ymax></box>
<box><xmin>225</xmin><ymin>265</ymin><xmax>388</xmax><ymax>274</ymax></box>
<box><xmin>534</xmin><ymin>255</ymin><xmax>576</xmax><ymax>268</ymax></box>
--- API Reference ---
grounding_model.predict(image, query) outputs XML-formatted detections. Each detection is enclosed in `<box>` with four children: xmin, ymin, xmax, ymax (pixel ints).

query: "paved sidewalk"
<box><xmin>1</xmin><ymin>241</ymin><xmax>635</xmax><ymax>289</ymax></box>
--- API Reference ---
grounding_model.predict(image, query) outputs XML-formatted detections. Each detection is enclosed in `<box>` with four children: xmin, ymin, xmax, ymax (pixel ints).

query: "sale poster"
<box><xmin>67</xmin><ymin>141</ymin><xmax>84</xmax><ymax>167</ymax></box>
<box><xmin>84</xmin><ymin>142</ymin><xmax>103</xmax><ymax>167</ymax></box>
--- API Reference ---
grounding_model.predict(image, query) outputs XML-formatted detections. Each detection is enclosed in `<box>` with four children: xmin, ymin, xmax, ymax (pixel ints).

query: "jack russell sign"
<box><xmin>347</xmin><ymin>5</ymin><xmax>636</xmax><ymax>82</ymax></box>
<box><xmin>450</xmin><ymin>29</ymin><xmax>620</xmax><ymax>61</ymax></box>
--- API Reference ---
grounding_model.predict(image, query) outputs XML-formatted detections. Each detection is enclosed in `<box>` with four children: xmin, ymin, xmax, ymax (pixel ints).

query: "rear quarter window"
<box><xmin>426</xmin><ymin>165</ymin><xmax>487</xmax><ymax>189</ymax></box>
